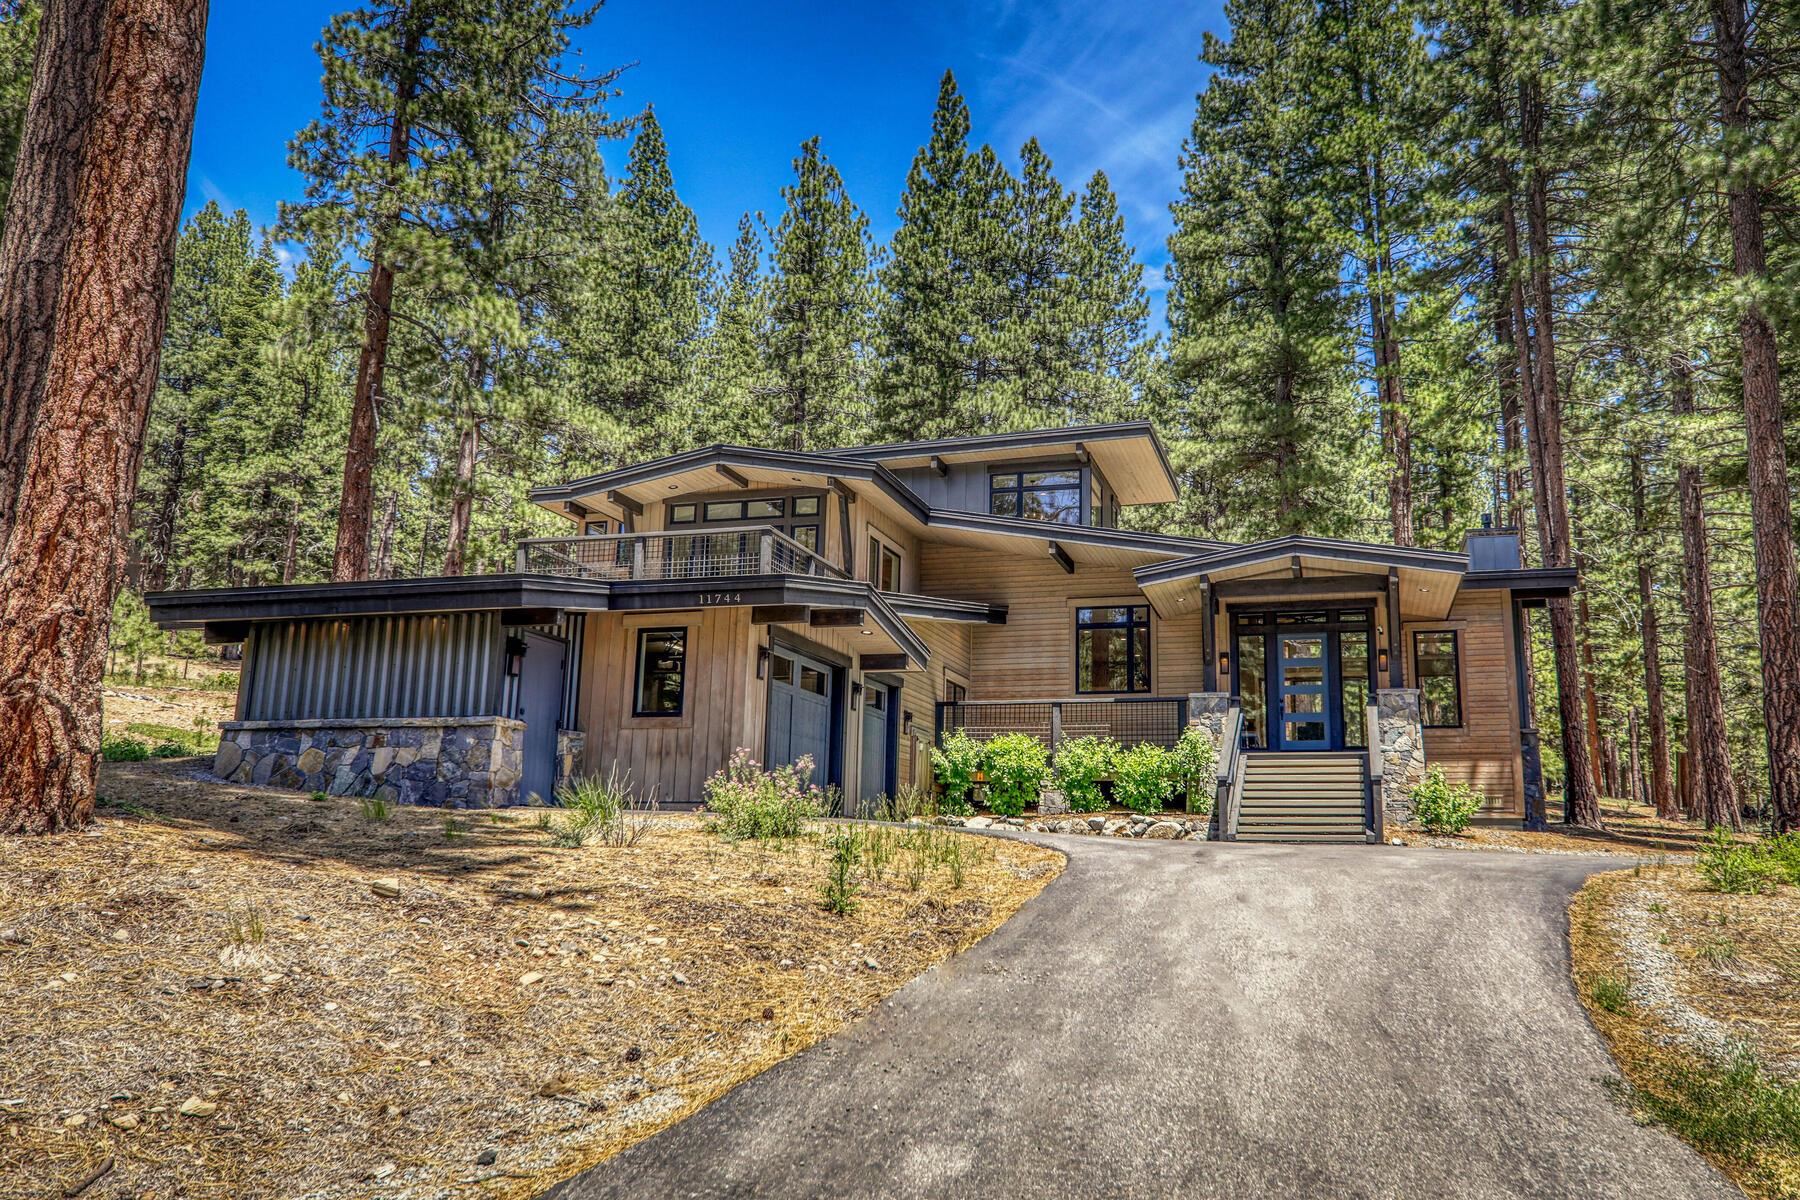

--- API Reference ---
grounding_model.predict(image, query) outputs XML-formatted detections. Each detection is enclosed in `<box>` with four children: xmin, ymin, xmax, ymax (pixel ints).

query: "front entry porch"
<box><xmin>1230</xmin><ymin>606</ymin><xmax>1374</xmax><ymax>753</ymax></box>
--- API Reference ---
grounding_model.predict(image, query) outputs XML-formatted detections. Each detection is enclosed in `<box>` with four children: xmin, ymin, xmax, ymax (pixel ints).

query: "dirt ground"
<box><xmin>1393</xmin><ymin>796</ymin><xmax>1738</xmax><ymax>857</ymax></box>
<box><xmin>1571</xmin><ymin>864</ymin><xmax>1800</xmax><ymax>1198</ymax></box>
<box><xmin>0</xmin><ymin>761</ymin><xmax>1062</xmax><ymax>1199</ymax></box>
<box><xmin>101</xmin><ymin>653</ymin><xmax>238</xmax><ymax>748</ymax></box>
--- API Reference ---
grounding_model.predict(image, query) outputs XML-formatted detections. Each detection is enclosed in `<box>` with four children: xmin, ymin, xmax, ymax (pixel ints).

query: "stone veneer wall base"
<box><xmin>213</xmin><ymin>717</ymin><xmax>526</xmax><ymax>809</ymax></box>
<box><xmin>1375</xmin><ymin>689</ymin><xmax>1427</xmax><ymax>829</ymax></box>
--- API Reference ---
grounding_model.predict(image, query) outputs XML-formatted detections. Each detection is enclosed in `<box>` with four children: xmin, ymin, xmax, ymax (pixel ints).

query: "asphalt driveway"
<box><xmin>546</xmin><ymin>836</ymin><xmax>1736</xmax><ymax>1199</ymax></box>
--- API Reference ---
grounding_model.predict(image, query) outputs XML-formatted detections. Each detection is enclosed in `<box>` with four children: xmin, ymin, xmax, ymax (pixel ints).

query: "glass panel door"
<box><xmin>1277</xmin><ymin>633</ymin><xmax>1330</xmax><ymax>750</ymax></box>
<box><xmin>1236</xmin><ymin>633</ymin><xmax>1267</xmax><ymax>748</ymax></box>
<box><xmin>1341</xmin><ymin>630</ymin><xmax>1370</xmax><ymax>748</ymax></box>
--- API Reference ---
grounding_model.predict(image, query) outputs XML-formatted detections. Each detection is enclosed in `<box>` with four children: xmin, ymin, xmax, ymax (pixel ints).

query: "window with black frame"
<box><xmin>990</xmin><ymin>468</ymin><xmax>1084</xmax><ymax>525</ymax></box>
<box><xmin>1413</xmin><ymin>630</ymin><xmax>1462</xmax><ymax>727</ymax></box>
<box><xmin>633</xmin><ymin>628</ymin><xmax>687</xmax><ymax>716</ymax></box>
<box><xmin>1075</xmin><ymin>605</ymin><xmax>1150</xmax><ymax>693</ymax></box>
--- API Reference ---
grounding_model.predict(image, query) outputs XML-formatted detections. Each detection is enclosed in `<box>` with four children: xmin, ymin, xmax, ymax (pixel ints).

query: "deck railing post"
<box><xmin>515</xmin><ymin>544</ymin><xmax>529</xmax><ymax>573</ymax></box>
<box><xmin>632</xmin><ymin>537</ymin><xmax>646</xmax><ymax>579</ymax></box>
<box><xmin>759</xmin><ymin>531</ymin><xmax>775</xmax><ymax>575</ymax></box>
<box><xmin>1049</xmin><ymin>701</ymin><xmax>1063</xmax><ymax>760</ymax></box>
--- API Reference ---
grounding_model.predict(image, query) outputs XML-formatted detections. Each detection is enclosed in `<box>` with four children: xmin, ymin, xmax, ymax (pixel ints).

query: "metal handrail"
<box><xmin>1365</xmin><ymin>703</ymin><xmax>1384</xmax><ymax>844</ymax></box>
<box><xmin>1214</xmin><ymin>706</ymin><xmax>1243</xmax><ymax>841</ymax></box>
<box><xmin>516</xmin><ymin>525</ymin><xmax>848</xmax><ymax>582</ymax></box>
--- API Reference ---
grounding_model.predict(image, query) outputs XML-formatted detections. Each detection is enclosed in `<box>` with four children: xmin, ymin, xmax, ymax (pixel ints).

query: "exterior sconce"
<box><xmin>1378</xmin><ymin>648</ymin><xmax>1390</xmax><ymax>676</ymax></box>
<box><xmin>902</xmin><ymin>711</ymin><xmax>914</xmax><ymax>735</ymax></box>
<box><xmin>756</xmin><ymin>644</ymin><xmax>770</xmax><ymax>679</ymax></box>
<box><xmin>1217</xmin><ymin>651</ymin><xmax>1230</xmax><ymax>681</ymax></box>
<box><xmin>850</xmin><ymin>680</ymin><xmax>864</xmax><ymax>710</ymax></box>
<box><xmin>505</xmin><ymin>636</ymin><xmax>526</xmax><ymax>678</ymax></box>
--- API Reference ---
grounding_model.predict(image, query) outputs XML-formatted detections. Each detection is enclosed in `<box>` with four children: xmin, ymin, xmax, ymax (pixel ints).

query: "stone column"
<box><xmin>1376</xmin><ymin>689</ymin><xmax>1427</xmax><ymax>827</ymax></box>
<box><xmin>1187</xmin><ymin>692</ymin><xmax>1232</xmax><ymax>753</ymax></box>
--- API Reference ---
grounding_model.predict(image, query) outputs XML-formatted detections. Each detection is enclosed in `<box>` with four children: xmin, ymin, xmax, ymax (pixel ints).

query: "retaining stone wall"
<box><xmin>212</xmin><ymin>717</ymin><xmax>526</xmax><ymax>808</ymax></box>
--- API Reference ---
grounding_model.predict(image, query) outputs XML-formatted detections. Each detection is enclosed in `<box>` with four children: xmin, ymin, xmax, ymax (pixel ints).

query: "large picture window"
<box><xmin>1076</xmin><ymin>605</ymin><xmax>1150</xmax><ymax>694</ymax></box>
<box><xmin>1413</xmin><ymin>630</ymin><xmax>1462</xmax><ymax>728</ymax></box>
<box><xmin>633</xmin><ymin>628</ymin><xmax>687</xmax><ymax>716</ymax></box>
<box><xmin>990</xmin><ymin>468</ymin><xmax>1083</xmax><ymax>525</ymax></box>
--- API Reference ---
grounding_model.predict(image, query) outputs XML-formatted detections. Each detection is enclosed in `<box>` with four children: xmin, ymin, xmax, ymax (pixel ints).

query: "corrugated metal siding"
<box><xmin>240</xmin><ymin>613</ymin><xmax>505</xmax><ymax>721</ymax></box>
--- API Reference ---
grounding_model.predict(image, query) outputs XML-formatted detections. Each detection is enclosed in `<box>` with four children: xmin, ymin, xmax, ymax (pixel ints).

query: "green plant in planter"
<box><xmin>981</xmin><ymin>733</ymin><xmax>1049</xmax><ymax>818</ymax></box>
<box><xmin>1053</xmin><ymin>736</ymin><xmax>1117</xmax><ymax>813</ymax></box>
<box><xmin>1114</xmin><ymin>742</ymin><xmax>1177</xmax><ymax>816</ymax></box>
<box><xmin>1172</xmin><ymin>726</ymin><xmax>1218</xmax><ymax>814</ymax></box>
<box><xmin>1410</xmin><ymin>764</ymin><xmax>1483</xmax><ymax>834</ymax></box>
<box><xmin>929</xmin><ymin>728</ymin><xmax>983</xmax><ymax>816</ymax></box>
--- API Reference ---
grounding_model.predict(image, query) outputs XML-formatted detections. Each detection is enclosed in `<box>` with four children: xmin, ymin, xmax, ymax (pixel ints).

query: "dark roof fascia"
<box><xmin>529</xmin><ymin>446</ymin><xmax>930</xmax><ymax>522</ymax></box>
<box><xmin>1134</xmin><ymin>535</ymin><xmax>1469</xmax><ymax>588</ymax></box>
<box><xmin>1460</xmin><ymin>567</ymin><xmax>1578</xmax><ymax>596</ymax></box>
<box><xmin>817</xmin><ymin>421</ymin><xmax>1177</xmax><ymax>488</ymax></box>
<box><xmin>925</xmin><ymin>508</ymin><xmax>1228</xmax><ymax>558</ymax></box>
<box><xmin>146</xmin><ymin>575</ymin><xmax>612</xmax><ymax>629</ymax></box>
<box><xmin>880</xmin><ymin>592</ymin><xmax>1009</xmax><ymax>625</ymax></box>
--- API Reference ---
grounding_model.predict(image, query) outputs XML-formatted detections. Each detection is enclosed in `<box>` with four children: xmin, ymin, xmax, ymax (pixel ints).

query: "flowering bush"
<box><xmin>1053</xmin><ymin>736</ymin><xmax>1117</xmax><ymax>813</ymax></box>
<box><xmin>703</xmin><ymin>748</ymin><xmax>823</xmax><ymax>840</ymax></box>
<box><xmin>981</xmin><ymin>733</ymin><xmax>1049</xmax><ymax>817</ymax></box>
<box><xmin>1113</xmin><ymin>742</ymin><xmax>1177</xmax><ymax>816</ymax></box>
<box><xmin>929</xmin><ymin>728</ymin><xmax>983</xmax><ymax>816</ymax></box>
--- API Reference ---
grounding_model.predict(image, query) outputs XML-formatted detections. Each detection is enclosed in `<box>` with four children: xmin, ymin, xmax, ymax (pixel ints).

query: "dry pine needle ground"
<box><xmin>0</xmin><ymin>760</ymin><xmax>1062</xmax><ymax>1199</ymax></box>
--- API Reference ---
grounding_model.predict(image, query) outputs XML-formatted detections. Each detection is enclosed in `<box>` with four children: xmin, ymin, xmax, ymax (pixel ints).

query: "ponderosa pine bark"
<box><xmin>1711</xmin><ymin>0</ymin><xmax>1800</xmax><ymax>835</ymax></box>
<box><xmin>332</xmin><ymin>16</ymin><xmax>422</xmax><ymax>583</ymax></box>
<box><xmin>0</xmin><ymin>0</ymin><xmax>208</xmax><ymax>834</ymax></box>
<box><xmin>1671</xmin><ymin>353</ymin><xmax>1740</xmax><ymax>829</ymax></box>
<box><xmin>1630</xmin><ymin>451</ymin><xmax>1677</xmax><ymax>819</ymax></box>
<box><xmin>1516</xmin><ymin>59</ymin><xmax>1602</xmax><ymax>828</ymax></box>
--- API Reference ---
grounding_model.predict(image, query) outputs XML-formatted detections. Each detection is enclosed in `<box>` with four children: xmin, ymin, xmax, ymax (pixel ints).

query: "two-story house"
<box><xmin>147</xmin><ymin>422</ymin><xmax>1573</xmax><ymax>841</ymax></box>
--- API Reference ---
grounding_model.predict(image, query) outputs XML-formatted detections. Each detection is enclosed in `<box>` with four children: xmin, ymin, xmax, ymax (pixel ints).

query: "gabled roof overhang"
<box><xmin>924</xmin><ymin>509</ymin><xmax>1227</xmax><ymax>569</ymax></box>
<box><xmin>818</xmin><ymin>421</ymin><xmax>1180</xmax><ymax>506</ymax></box>
<box><xmin>529</xmin><ymin>445</ymin><xmax>931</xmax><ymax>528</ymax></box>
<box><xmin>1132</xmin><ymin>535</ymin><xmax>1471</xmax><ymax>621</ymax></box>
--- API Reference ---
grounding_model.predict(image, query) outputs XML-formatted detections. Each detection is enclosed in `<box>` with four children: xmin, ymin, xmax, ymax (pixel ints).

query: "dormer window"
<box><xmin>990</xmin><ymin>468</ymin><xmax>1083</xmax><ymax>525</ymax></box>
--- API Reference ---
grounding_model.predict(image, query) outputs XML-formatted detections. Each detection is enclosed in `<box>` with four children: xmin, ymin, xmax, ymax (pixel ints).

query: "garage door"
<box><xmin>767</xmin><ymin>648</ymin><xmax>834</xmax><ymax>785</ymax></box>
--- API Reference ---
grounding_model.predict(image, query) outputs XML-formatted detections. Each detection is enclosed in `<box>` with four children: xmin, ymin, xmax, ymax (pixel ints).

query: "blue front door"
<box><xmin>1275</xmin><ymin>631</ymin><xmax>1331</xmax><ymax>751</ymax></box>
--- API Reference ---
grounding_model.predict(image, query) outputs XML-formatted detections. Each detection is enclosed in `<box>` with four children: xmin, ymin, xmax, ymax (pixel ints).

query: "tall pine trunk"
<box><xmin>0</xmin><ymin>0</ymin><xmax>208</xmax><ymax>833</ymax></box>
<box><xmin>1630</xmin><ymin>452</ymin><xmax>1677</xmax><ymax>819</ymax></box>
<box><xmin>1516</xmin><ymin>63</ymin><xmax>1602</xmax><ymax>828</ymax></box>
<box><xmin>1672</xmin><ymin>354</ymin><xmax>1740</xmax><ymax>830</ymax></box>
<box><xmin>332</xmin><ymin>16</ymin><xmax>421</xmax><ymax>583</ymax></box>
<box><xmin>1712</xmin><ymin>0</ymin><xmax>1800</xmax><ymax>834</ymax></box>
<box><xmin>441</xmin><ymin>358</ymin><xmax>483</xmax><ymax>578</ymax></box>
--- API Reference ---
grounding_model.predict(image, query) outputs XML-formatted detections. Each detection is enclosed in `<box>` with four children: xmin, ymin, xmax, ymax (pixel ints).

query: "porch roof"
<box><xmin>1131</xmin><ymin>535</ymin><xmax>1471</xmax><ymax>620</ymax></box>
<box><xmin>146</xmin><ymin>573</ymin><xmax>933</xmax><ymax>669</ymax></box>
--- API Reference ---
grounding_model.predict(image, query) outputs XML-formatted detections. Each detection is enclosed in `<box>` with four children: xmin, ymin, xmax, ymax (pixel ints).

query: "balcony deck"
<box><xmin>516</xmin><ymin>527</ymin><xmax>847</xmax><ymax>583</ymax></box>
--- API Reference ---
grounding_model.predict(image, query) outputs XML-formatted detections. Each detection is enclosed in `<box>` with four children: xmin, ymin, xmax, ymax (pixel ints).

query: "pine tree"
<box><xmin>1067</xmin><ymin>170</ymin><xmax>1152</xmax><ymax>423</ymax></box>
<box><xmin>999</xmin><ymin>136</ymin><xmax>1080</xmax><ymax>422</ymax></box>
<box><xmin>1165</xmin><ymin>0</ymin><xmax>1370</xmax><ymax>541</ymax></box>
<box><xmin>0</xmin><ymin>0</ymin><xmax>39</xmax><ymax>236</ymax></box>
<box><xmin>760</xmin><ymin>138</ymin><xmax>876</xmax><ymax>451</ymax></box>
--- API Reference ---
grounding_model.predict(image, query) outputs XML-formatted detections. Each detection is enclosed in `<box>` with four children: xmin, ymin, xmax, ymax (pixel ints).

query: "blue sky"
<box><xmin>186</xmin><ymin>0</ymin><xmax>1226</xmax><ymax>326</ymax></box>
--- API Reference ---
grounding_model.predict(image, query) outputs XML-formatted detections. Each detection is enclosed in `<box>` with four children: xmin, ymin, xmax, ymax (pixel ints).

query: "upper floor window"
<box><xmin>867</xmin><ymin>534</ymin><xmax>902</xmax><ymax>591</ymax></box>
<box><xmin>990</xmin><ymin>468</ymin><xmax>1083</xmax><ymax>525</ymax></box>
<box><xmin>1075</xmin><ymin>605</ymin><xmax>1150</xmax><ymax>694</ymax></box>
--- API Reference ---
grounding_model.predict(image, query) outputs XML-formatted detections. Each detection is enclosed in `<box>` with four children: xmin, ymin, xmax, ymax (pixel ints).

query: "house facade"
<box><xmin>147</xmin><ymin>422</ymin><xmax>1572</xmax><ymax>841</ymax></box>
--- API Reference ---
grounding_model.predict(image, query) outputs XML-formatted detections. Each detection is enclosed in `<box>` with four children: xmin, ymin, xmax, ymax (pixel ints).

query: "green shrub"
<box><xmin>1759</xmin><ymin>831</ymin><xmax>1800</xmax><ymax>885</ymax></box>
<box><xmin>703</xmin><ymin>748</ymin><xmax>822</xmax><ymax>840</ymax></box>
<box><xmin>149</xmin><ymin>741</ymin><xmax>188</xmax><ymax>758</ymax></box>
<box><xmin>980</xmin><ymin>733</ymin><xmax>1049</xmax><ymax>818</ymax></box>
<box><xmin>1113</xmin><ymin>742</ymin><xmax>1177</xmax><ymax>816</ymax></box>
<box><xmin>1411</xmin><ymin>765</ymin><xmax>1483</xmax><ymax>834</ymax></box>
<box><xmin>1589</xmin><ymin>973</ymin><xmax>1631</xmax><ymax>1014</ymax></box>
<box><xmin>929</xmin><ymin>729</ymin><xmax>983</xmax><ymax>816</ymax></box>
<box><xmin>818</xmin><ymin>830</ymin><xmax>862</xmax><ymax>914</ymax></box>
<box><xmin>1052</xmin><ymin>736</ymin><xmax>1117</xmax><ymax>813</ymax></box>
<box><xmin>1172</xmin><ymin>726</ymin><xmax>1218</xmax><ymax>815</ymax></box>
<box><xmin>1610</xmin><ymin>1045</ymin><xmax>1800</xmax><ymax>1164</ymax></box>
<box><xmin>100</xmin><ymin>735</ymin><xmax>149</xmax><ymax>762</ymax></box>
<box><xmin>126</xmin><ymin>721</ymin><xmax>216</xmax><ymax>754</ymax></box>
<box><xmin>359</xmin><ymin>796</ymin><xmax>393</xmax><ymax>823</ymax></box>
<box><xmin>1697</xmin><ymin>829</ymin><xmax>1784</xmax><ymax>894</ymax></box>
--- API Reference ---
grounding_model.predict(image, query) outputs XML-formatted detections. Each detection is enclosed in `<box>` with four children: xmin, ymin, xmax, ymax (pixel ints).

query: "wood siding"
<box><xmin>918</xmin><ymin>545</ymin><xmax>1206</xmax><ymax>699</ymax></box>
<box><xmin>1405</xmin><ymin>589</ymin><xmax>1524</xmax><ymax>814</ymax></box>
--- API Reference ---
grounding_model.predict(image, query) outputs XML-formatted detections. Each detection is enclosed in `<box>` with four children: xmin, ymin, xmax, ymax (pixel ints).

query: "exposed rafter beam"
<box><xmin>927</xmin><ymin>454</ymin><xmax>949</xmax><ymax>477</ymax></box>
<box><xmin>859</xmin><ymin>653</ymin><xmax>909</xmax><ymax>672</ymax></box>
<box><xmin>715</xmin><ymin>463</ymin><xmax>750</xmax><ymax>489</ymax></box>
<box><xmin>1047</xmin><ymin>541</ymin><xmax>1075</xmax><ymax>574</ymax></box>
<box><xmin>1290</xmin><ymin>554</ymin><xmax>1303</xmax><ymax>579</ymax></box>
<box><xmin>827</xmin><ymin>477</ymin><xmax>855</xmax><ymax>499</ymax></box>
<box><xmin>606</xmin><ymin>489</ymin><xmax>644</xmax><ymax>517</ymax></box>
<box><xmin>565</xmin><ymin>501</ymin><xmax>589</xmax><ymax>519</ymax></box>
<box><xmin>810</xmin><ymin>608</ymin><xmax>865</xmax><ymax>628</ymax></box>
<box><xmin>750</xmin><ymin>605</ymin><xmax>810</xmax><ymax>625</ymax></box>
<box><xmin>1074</xmin><ymin>442</ymin><xmax>1090</xmax><ymax>466</ymax></box>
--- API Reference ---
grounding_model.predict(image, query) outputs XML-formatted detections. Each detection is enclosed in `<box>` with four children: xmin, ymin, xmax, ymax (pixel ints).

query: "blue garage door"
<box><xmin>767</xmin><ymin>648</ymin><xmax>834</xmax><ymax>784</ymax></box>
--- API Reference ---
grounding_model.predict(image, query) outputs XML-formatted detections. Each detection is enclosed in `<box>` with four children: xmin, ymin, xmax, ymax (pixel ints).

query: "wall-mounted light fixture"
<box><xmin>756</xmin><ymin>644</ymin><xmax>770</xmax><ymax>680</ymax></box>
<box><xmin>902</xmin><ymin>711</ymin><xmax>914</xmax><ymax>736</ymax></box>
<box><xmin>850</xmin><ymin>680</ymin><xmax>863</xmax><ymax>710</ymax></box>
<box><xmin>1378</xmin><ymin>647</ymin><xmax>1390</xmax><ymax>676</ymax></box>
<box><xmin>505</xmin><ymin>636</ymin><xmax>527</xmax><ymax>678</ymax></box>
<box><xmin>1217</xmin><ymin>651</ymin><xmax>1230</xmax><ymax>681</ymax></box>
